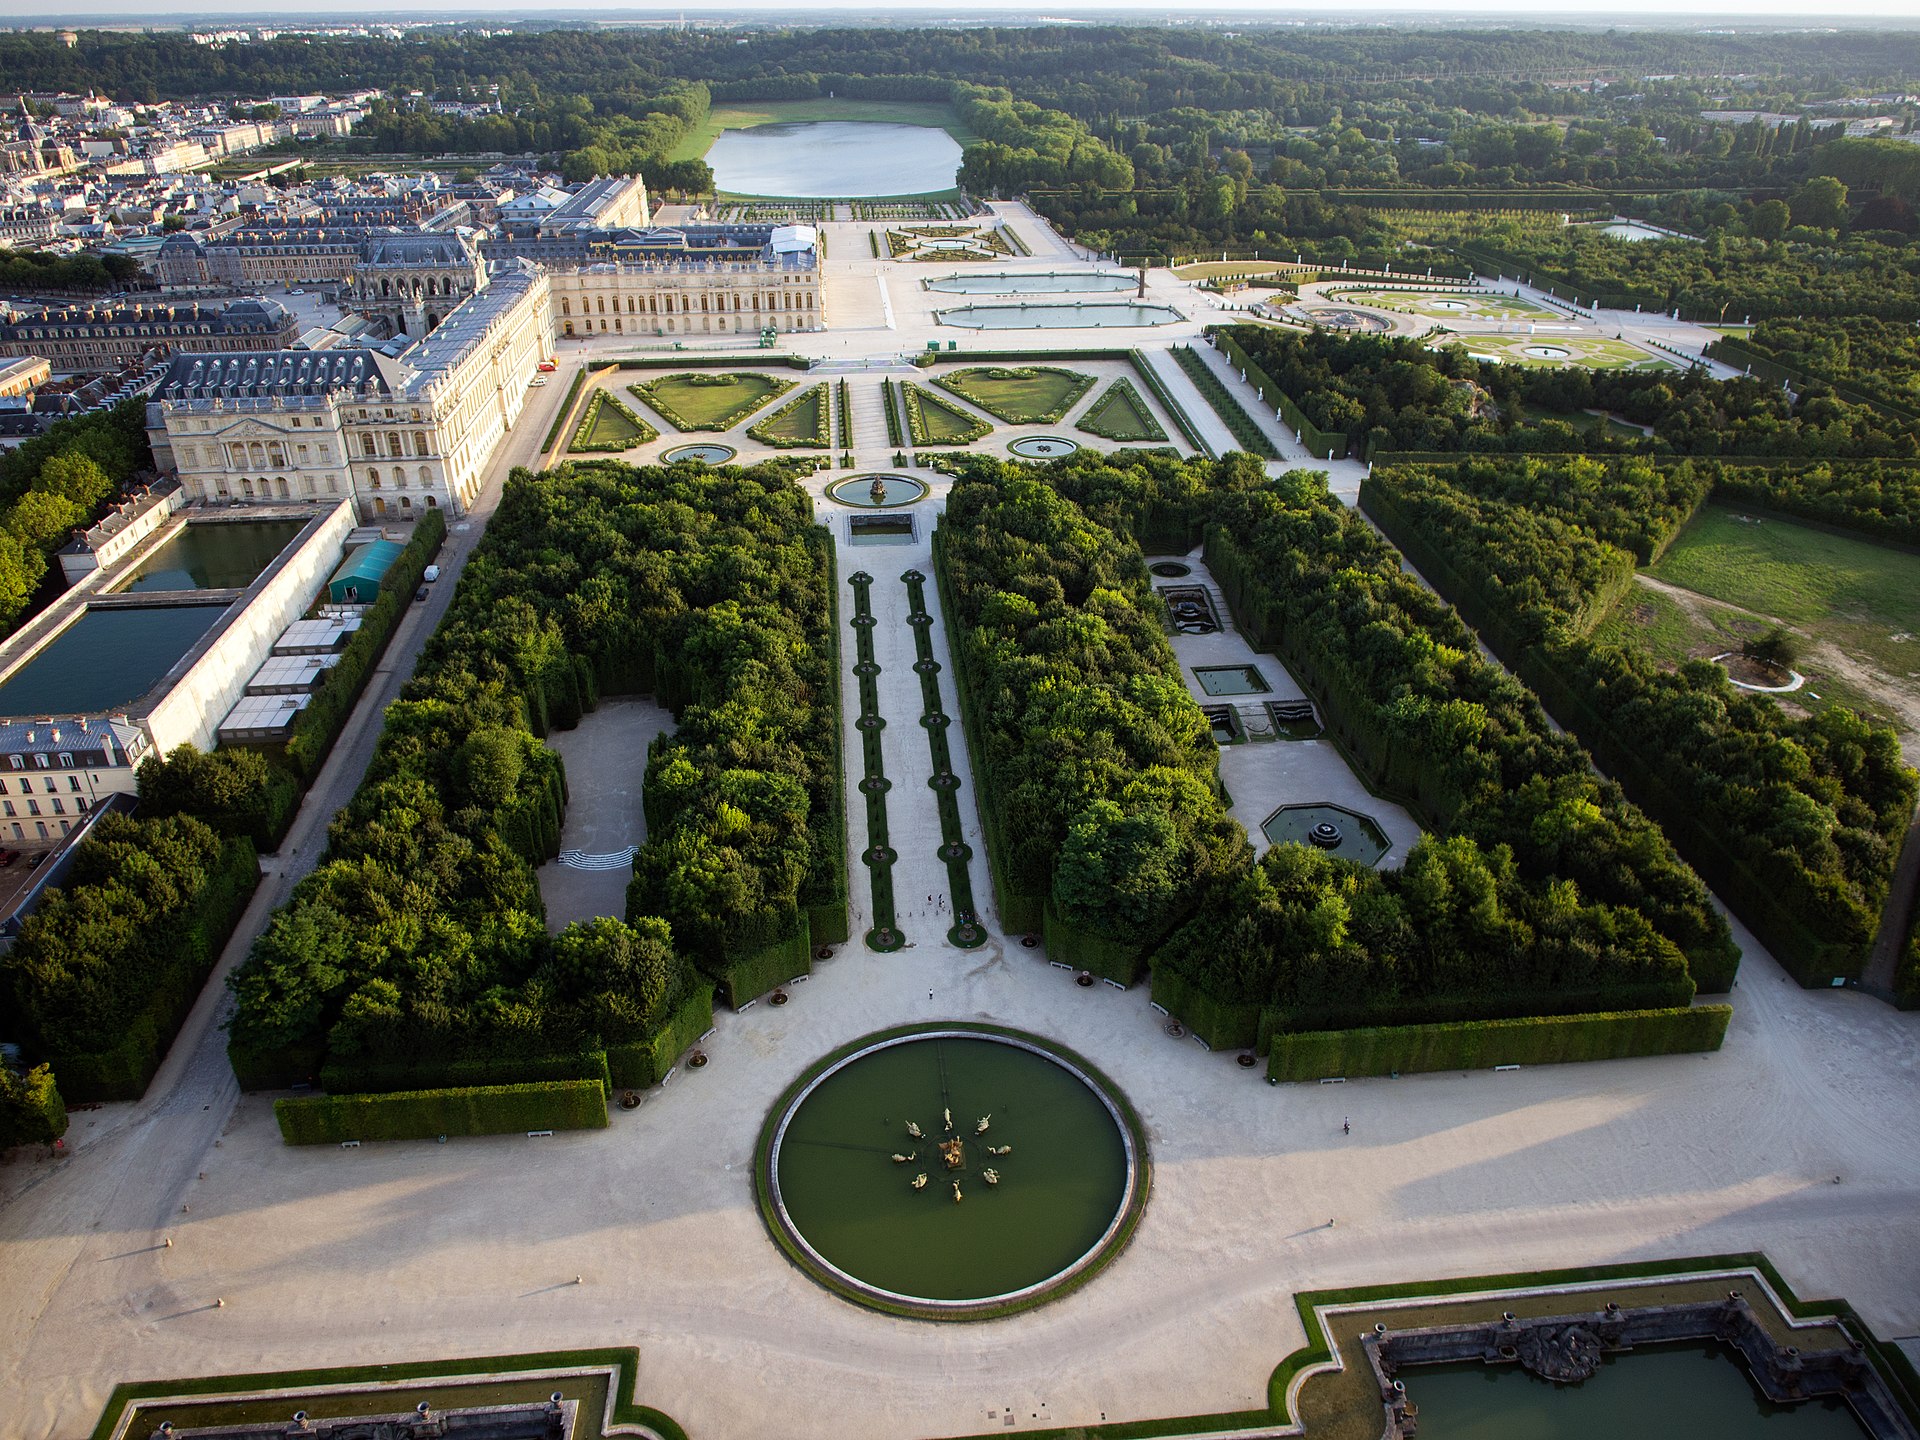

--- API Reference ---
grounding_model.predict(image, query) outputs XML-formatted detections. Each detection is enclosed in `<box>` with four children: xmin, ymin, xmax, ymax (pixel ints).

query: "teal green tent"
<box><xmin>326</xmin><ymin>539</ymin><xmax>405</xmax><ymax>604</ymax></box>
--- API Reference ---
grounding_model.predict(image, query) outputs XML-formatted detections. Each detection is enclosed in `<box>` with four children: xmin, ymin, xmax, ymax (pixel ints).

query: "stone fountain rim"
<box><xmin>756</xmin><ymin>1022</ymin><xmax>1150</xmax><ymax>1320</ymax></box>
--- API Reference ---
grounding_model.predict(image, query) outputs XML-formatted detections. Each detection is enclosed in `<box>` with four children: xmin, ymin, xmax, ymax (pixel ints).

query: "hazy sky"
<box><xmin>10</xmin><ymin>1</ymin><xmax>1920</xmax><ymax>20</ymax></box>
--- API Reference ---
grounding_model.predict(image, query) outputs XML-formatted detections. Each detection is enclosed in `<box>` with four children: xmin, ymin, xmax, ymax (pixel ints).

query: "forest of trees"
<box><xmin>224</xmin><ymin>459</ymin><xmax>842</xmax><ymax>1092</ymax></box>
<box><xmin>0</xmin><ymin>399</ymin><xmax>155</xmax><ymax>640</ymax></box>
<box><xmin>937</xmin><ymin>451</ymin><xmax>1728</xmax><ymax>1050</ymax></box>
<box><xmin>1217</xmin><ymin>325</ymin><xmax>1920</xmax><ymax>460</ymax></box>
<box><xmin>1361</xmin><ymin>455</ymin><xmax>1916</xmax><ymax>982</ymax></box>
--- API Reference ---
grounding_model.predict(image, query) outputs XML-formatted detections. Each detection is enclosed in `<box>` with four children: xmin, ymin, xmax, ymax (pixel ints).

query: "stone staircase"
<box><xmin>847</xmin><ymin>379</ymin><xmax>896</xmax><ymax>459</ymax></box>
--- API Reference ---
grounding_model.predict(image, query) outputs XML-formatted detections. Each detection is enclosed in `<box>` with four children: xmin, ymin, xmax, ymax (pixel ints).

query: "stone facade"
<box><xmin>150</xmin><ymin>265</ymin><xmax>552</xmax><ymax>520</ymax></box>
<box><xmin>0</xmin><ymin>297</ymin><xmax>298</xmax><ymax>371</ymax></box>
<box><xmin>347</xmin><ymin>230</ymin><xmax>487</xmax><ymax>338</ymax></box>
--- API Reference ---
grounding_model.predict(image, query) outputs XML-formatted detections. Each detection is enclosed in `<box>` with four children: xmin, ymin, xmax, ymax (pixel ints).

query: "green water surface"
<box><xmin>1406</xmin><ymin>1341</ymin><xmax>1867</xmax><ymax>1438</ymax></box>
<box><xmin>119</xmin><ymin>519</ymin><xmax>307</xmax><ymax>592</ymax></box>
<box><xmin>774</xmin><ymin>1036</ymin><xmax>1129</xmax><ymax>1303</ymax></box>
<box><xmin>0</xmin><ymin>604</ymin><xmax>222</xmax><ymax>715</ymax></box>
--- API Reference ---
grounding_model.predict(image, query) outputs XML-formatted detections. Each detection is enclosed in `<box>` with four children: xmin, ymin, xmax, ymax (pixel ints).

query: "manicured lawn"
<box><xmin>1331</xmin><ymin>287</ymin><xmax>1558</xmax><ymax>321</ymax></box>
<box><xmin>569</xmin><ymin>390</ymin><xmax>657</xmax><ymax>452</ymax></box>
<box><xmin>932</xmin><ymin>366</ymin><xmax>1093</xmax><ymax>425</ymax></box>
<box><xmin>747</xmin><ymin>384</ymin><xmax>830</xmax><ymax>447</ymax></box>
<box><xmin>628</xmin><ymin>373</ymin><xmax>792</xmax><ymax>431</ymax></box>
<box><xmin>1649</xmin><ymin>503</ymin><xmax>1920</xmax><ymax>680</ymax></box>
<box><xmin>1440</xmin><ymin>333</ymin><xmax>1669</xmax><ymax>370</ymax></box>
<box><xmin>1076</xmin><ymin>378</ymin><xmax>1168</xmax><ymax>442</ymax></box>
<box><xmin>901</xmin><ymin>383</ymin><xmax>992</xmax><ymax>445</ymax></box>
<box><xmin>669</xmin><ymin>99</ymin><xmax>978</xmax><ymax>161</ymax></box>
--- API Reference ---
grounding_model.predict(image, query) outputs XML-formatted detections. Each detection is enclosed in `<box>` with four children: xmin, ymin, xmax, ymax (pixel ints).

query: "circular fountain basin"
<box><xmin>1524</xmin><ymin>345</ymin><xmax>1572</xmax><ymax>360</ymax></box>
<box><xmin>1009</xmin><ymin>435</ymin><xmax>1081</xmax><ymax>459</ymax></box>
<box><xmin>759</xmin><ymin>1026</ymin><xmax>1146</xmax><ymax>1317</ymax></box>
<box><xmin>827</xmin><ymin>475</ymin><xmax>928</xmax><ymax>508</ymax></box>
<box><xmin>662</xmin><ymin>443</ymin><xmax>737</xmax><ymax>465</ymax></box>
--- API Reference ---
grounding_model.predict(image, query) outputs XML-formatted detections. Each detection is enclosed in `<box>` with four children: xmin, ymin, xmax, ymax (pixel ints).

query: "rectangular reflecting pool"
<box><xmin>1406</xmin><ymin>1341</ymin><xmax>1868</xmax><ymax>1439</ymax></box>
<box><xmin>0</xmin><ymin>604</ymin><xmax>223</xmax><ymax>715</ymax></box>
<box><xmin>1194</xmin><ymin>664</ymin><xmax>1271</xmax><ymax>696</ymax></box>
<box><xmin>115</xmin><ymin>519</ymin><xmax>307</xmax><ymax>593</ymax></box>
<box><xmin>926</xmin><ymin>272</ymin><xmax>1139</xmax><ymax>294</ymax></box>
<box><xmin>936</xmin><ymin>302</ymin><xmax>1183</xmax><ymax>329</ymax></box>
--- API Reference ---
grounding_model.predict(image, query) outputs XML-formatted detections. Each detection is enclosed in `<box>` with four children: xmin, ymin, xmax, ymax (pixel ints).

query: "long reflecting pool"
<box><xmin>764</xmin><ymin>1029</ymin><xmax>1142</xmax><ymax>1314</ymax></box>
<box><xmin>1407</xmin><ymin>1341</ymin><xmax>1868</xmax><ymax>1439</ymax></box>
<box><xmin>0</xmin><ymin>603</ymin><xmax>222</xmax><ymax>715</ymax></box>
<box><xmin>115</xmin><ymin>519</ymin><xmax>306</xmax><ymax>593</ymax></box>
<box><xmin>926</xmin><ymin>272</ymin><xmax>1138</xmax><ymax>295</ymax></box>
<box><xmin>937</xmin><ymin>302</ymin><xmax>1183</xmax><ymax>329</ymax></box>
<box><xmin>707</xmin><ymin>121</ymin><xmax>962</xmax><ymax>197</ymax></box>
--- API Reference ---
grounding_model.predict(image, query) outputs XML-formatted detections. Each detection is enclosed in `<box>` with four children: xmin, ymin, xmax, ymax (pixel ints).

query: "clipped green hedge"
<box><xmin>320</xmin><ymin>1048</ymin><xmax>611</xmax><ymax>1098</ymax></box>
<box><xmin>282</xmin><ymin>506</ymin><xmax>446</xmax><ymax>781</ymax></box>
<box><xmin>46</xmin><ymin>836</ymin><xmax>259</xmax><ymax>1103</ymax></box>
<box><xmin>721</xmin><ymin>922</ymin><xmax>812</xmax><ymax>1010</ymax></box>
<box><xmin>274</xmin><ymin>1080</ymin><xmax>609</xmax><ymax>1145</ymax></box>
<box><xmin>1268</xmin><ymin>1005</ymin><xmax>1731</xmax><ymax>1081</ymax></box>
<box><xmin>1151</xmin><ymin>966</ymin><xmax>1262</xmax><ymax>1052</ymax></box>
<box><xmin>1042</xmin><ymin>900</ymin><xmax>1147</xmax><ymax>986</ymax></box>
<box><xmin>901</xmin><ymin>382</ymin><xmax>992</xmax><ymax>446</ymax></box>
<box><xmin>1212</xmin><ymin>327</ymin><xmax>1347</xmax><ymax>459</ymax></box>
<box><xmin>746</xmin><ymin>383</ymin><xmax>831</xmax><ymax>448</ymax></box>
<box><xmin>606</xmin><ymin>986</ymin><xmax>714</xmax><ymax>1089</ymax></box>
<box><xmin>1171</xmin><ymin>344</ymin><xmax>1279</xmax><ymax>458</ymax></box>
<box><xmin>539</xmin><ymin>367</ymin><xmax>588</xmax><ymax>454</ymax></box>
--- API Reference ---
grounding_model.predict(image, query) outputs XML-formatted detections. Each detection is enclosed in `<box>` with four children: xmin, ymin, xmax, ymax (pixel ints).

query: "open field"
<box><xmin>669</xmin><ymin>99</ymin><xmax>977</xmax><ymax>162</ymax></box>
<box><xmin>626</xmin><ymin>372</ymin><xmax>791</xmax><ymax>431</ymax></box>
<box><xmin>1590</xmin><ymin>505</ymin><xmax>1920</xmax><ymax>740</ymax></box>
<box><xmin>1650</xmin><ymin>505</ymin><xmax>1920</xmax><ymax>690</ymax></box>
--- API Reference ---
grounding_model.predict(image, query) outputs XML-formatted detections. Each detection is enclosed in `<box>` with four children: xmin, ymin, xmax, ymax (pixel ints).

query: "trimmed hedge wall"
<box><xmin>606</xmin><ymin>986</ymin><xmax>713</xmax><ymax>1089</ymax></box>
<box><xmin>282</xmin><ymin>507</ymin><xmax>446</xmax><ymax>781</ymax></box>
<box><xmin>47</xmin><ymin>836</ymin><xmax>260</xmax><ymax>1103</ymax></box>
<box><xmin>274</xmin><ymin>1080</ymin><xmax>609</xmax><ymax>1144</ymax></box>
<box><xmin>721</xmin><ymin>922</ymin><xmax>811</xmax><ymax>1010</ymax></box>
<box><xmin>1043</xmin><ymin>900</ymin><xmax>1147</xmax><ymax>986</ymax></box>
<box><xmin>1212</xmin><ymin>328</ymin><xmax>1348</xmax><ymax>459</ymax></box>
<box><xmin>320</xmin><ymin>1048</ymin><xmax>611</xmax><ymax>1098</ymax></box>
<box><xmin>1267</xmin><ymin>1005</ymin><xmax>1731</xmax><ymax>1081</ymax></box>
<box><xmin>1152</xmin><ymin>967</ymin><xmax>1262</xmax><ymax>1052</ymax></box>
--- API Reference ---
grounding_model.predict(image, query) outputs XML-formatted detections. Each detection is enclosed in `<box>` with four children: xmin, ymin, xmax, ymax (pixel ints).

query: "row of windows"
<box><xmin>360</xmin><ymin>431</ymin><xmax>433</xmax><ymax>458</ymax></box>
<box><xmin>0</xmin><ymin>773</ymin><xmax>85</xmax><ymax>793</ymax></box>
<box><xmin>2</xmin><ymin>796</ymin><xmax>87</xmax><ymax>817</ymax></box>
<box><xmin>5</xmin><ymin>752</ymin><xmax>83</xmax><ymax>771</ymax></box>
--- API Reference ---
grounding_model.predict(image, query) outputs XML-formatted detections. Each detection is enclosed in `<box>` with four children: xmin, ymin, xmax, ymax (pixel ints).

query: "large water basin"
<box><xmin>707</xmin><ymin>121</ymin><xmax>962</xmax><ymax>198</ymax></box>
<box><xmin>115</xmin><ymin>519</ymin><xmax>306</xmax><ymax>593</ymax></box>
<box><xmin>0</xmin><ymin>603</ymin><xmax>223</xmax><ymax>715</ymax></box>
<box><xmin>762</xmin><ymin>1028</ymin><xmax>1144</xmax><ymax>1315</ymax></box>
<box><xmin>828</xmin><ymin>475</ymin><xmax>927</xmax><ymax>508</ymax></box>
<box><xmin>926</xmin><ymin>272</ymin><xmax>1138</xmax><ymax>295</ymax></box>
<box><xmin>1406</xmin><ymin>1340</ymin><xmax>1867</xmax><ymax>1438</ymax></box>
<box><xmin>936</xmin><ymin>302</ymin><xmax>1183</xmax><ymax>330</ymax></box>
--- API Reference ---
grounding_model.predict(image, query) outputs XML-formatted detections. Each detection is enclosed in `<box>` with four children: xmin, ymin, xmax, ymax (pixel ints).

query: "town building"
<box><xmin>0</xmin><ymin>297</ymin><xmax>299</xmax><ymax>372</ymax></box>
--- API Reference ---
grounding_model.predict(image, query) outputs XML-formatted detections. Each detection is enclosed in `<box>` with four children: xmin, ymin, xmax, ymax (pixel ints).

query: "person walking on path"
<box><xmin>1343</xmin><ymin>1118</ymin><xmax>1350</xmax><ymax>1135</ymax></box>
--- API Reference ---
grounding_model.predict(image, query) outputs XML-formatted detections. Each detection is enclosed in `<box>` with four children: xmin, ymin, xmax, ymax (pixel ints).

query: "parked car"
<box><xmin>26</xmin><ymin>851</ymin><xmax>48</xmax><ymax>869</ymax></box>
<box><xmin>529</xmin><ymin>376</ymin><xmax>547</xmax><ymax>388</ymax></box>
<box><xmin>422</xmin><ymin>564</ymin><xmax>441</xmax><ymax>583</ymax></box>
<box><xmin>0</xmin><ymin>847</ymin><xmax>18</xmax><ymax>867</ymax></box>
<box><xmin>415</xmin><ymin>584</ymin><xmax>429</xmax><ymax>602</ymax></box>
<box><xmin>537</xmin><ymin>360</ymin><xmax>557</xmax><ymax>372</ymax></box>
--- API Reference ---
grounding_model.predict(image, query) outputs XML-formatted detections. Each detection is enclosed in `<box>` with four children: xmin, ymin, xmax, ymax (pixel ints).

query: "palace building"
<box><xmin>0</xmin><ymin>297</ymin><xmax>299</xmax><ymax>371</ymax></box>
<box><xmin>148</xmin><ymin>263</ymin><xmax>552</xmax><ymax>520</ymax></box>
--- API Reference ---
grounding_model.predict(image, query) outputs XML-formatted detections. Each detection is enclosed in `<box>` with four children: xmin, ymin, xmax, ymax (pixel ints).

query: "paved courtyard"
<box><xmin>538</xmin><ymin>697</ymin><xmax>675</xmax><ymax>930</ymax></box>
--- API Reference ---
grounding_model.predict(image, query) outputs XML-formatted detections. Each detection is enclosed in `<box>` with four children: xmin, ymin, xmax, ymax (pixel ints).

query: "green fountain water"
<box><xmin>766</xmin><ymin>1030</ymin><xmax>1138</xmax><ymax>1311</ymax></box>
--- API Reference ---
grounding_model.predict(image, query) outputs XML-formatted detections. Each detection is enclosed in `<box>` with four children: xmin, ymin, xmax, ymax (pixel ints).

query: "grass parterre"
<box><xmin>628</xmin><ymin>372</ymin><xmax>793</xmax><ymax>432</ymax></box>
